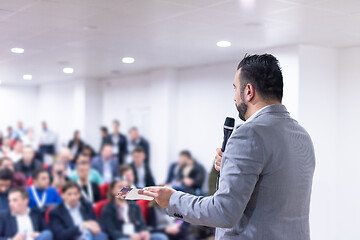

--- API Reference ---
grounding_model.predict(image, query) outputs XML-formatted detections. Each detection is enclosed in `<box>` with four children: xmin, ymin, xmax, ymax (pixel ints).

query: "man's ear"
<box><xmin>245</xmin><ymin>83</ymin><xmax>255</xmax><ymax>102</ymax></box>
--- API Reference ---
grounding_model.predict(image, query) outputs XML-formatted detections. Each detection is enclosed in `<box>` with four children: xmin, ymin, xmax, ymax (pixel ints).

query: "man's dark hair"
<box><xmin>100</xmin><ymin>126</ymin><xmax>108</xmax><ymax>134</ymax></box>
<box><xmin>9</xmin><ymin>187</ymin><xmax>29</xmax><ymax>199</ymax></box>
<box><xmin>32</xmin><ymin>169</ymin><xmax>48</xmax><ymax>180</ymax></box>
<box><xmin>118</xmin><ymin>164</ymin><xmax>132</xmax><ymax>177</ymax></box>
<box><xmin>0</xmin><ymin>168</ymin><xmax>13</xmax><ymax>181</ymax></box>
<box><xmin>14</xmin><ymin>139</ymin><xmax>22</xmax><ymax>144</ymax></box>
<box><xmin>132</xmin><ymin>146</ymin><xmax>145</xmax><ymax>154</ymax></box>
<box><xmin>237</xmin><ymin>54</ymin><xmax>283</xmax><ymax>101</ymax></box>
<box><xmin>62</xmin><ymin>181</ymin><xmax>81</xmax><ymax>193</ymax></box>
<box><xmin>179</xmin><ymin>150</ymin><xmax>192</xmax><ymax>159</ymax></box>
<box><xmin>113</xmin><ymin>119</ymin><xmax>120</xmax><ymax>125</ymax></box>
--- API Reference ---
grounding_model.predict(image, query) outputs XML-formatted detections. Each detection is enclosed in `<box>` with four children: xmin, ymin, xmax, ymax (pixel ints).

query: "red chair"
<box><xmin>99</xmin><ymin>183</ymin><xmax>110</xmax><ymax>199</ymax></box>
<box><xmin>45</xmin><ymin>205</ymin><xmax>55</xmax><ymax>224</ymax></box>
<box><xmin>137</xmin><ymin>200</ymin><xmax>150</xmax><ymax>223</ymax></box>
<box><xmin>93</xmin><ymin>200</ymin><xmax>109</xmax><ymax>218</ymax></box>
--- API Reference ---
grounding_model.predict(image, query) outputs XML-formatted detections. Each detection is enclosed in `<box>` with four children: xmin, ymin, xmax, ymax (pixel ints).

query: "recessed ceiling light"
<box><xmin>23</xmin><ymin>75</ymin><xmax>32</xmax><ymax>80</ymax></box>
<box><xmin>63</xmin><ymin>67</ymin><xmax>74</xmax><ymax>74</ymax></box>
<box><xmin>122</xmin><ymin>57</ymin><xmax>135</xmax><ymax>64</ymax></box>
<box><xmin>11</xmin><ymin>48</ymin><xmax>25</xmax><ymax>54</ymax></box>
<box><xmin>217</xmin><ymin>41</ymin><xmax>232</xmax><ymax>47</ymax></box>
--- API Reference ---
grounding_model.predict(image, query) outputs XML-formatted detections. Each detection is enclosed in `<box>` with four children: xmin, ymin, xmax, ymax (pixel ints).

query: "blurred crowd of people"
<box><xmin>0</xmin><ymin>120</ymin><xmax>213</xmax><ymax>240</ymax></box>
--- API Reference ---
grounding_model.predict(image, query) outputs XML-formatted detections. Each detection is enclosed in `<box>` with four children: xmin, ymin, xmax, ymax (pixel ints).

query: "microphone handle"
<box><xmin>217</xmin><ymin>130</ymin><xmax>233</xmax><ymax>190</ymax></box>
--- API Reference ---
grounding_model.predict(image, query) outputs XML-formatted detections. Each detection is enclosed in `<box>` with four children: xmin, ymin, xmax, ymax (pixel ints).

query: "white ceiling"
<box><xmin>0</xmin><ymin>0</ymin><xmax>360</xmax><ymax>85</ymax></box>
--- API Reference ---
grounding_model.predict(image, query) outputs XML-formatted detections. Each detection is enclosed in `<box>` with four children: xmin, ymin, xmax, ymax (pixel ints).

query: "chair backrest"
<box><xmin>27</xmin><ymin>177</ymin><xmax>33</xmax><ymax>186</ymax></box>
<box><xmin>136</xmin><ymin>199</ymin><xmax>150</xmax><ymax>223</ymax></box>
<box><xmin>99</xmin><ymin>183</ymin><xmax>110</xmax><ymax>199</ymax></box>
<box><xmin>93</xmin><ymin>199</ymin><xmax>109</xmax><ymax>218</ymax></box>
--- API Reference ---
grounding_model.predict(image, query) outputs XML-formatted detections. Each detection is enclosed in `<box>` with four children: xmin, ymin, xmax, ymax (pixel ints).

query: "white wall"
<box><xmin>0</xmin><ymin>85</ymin><xmax>38</xmax><ymax>134</ymax></box>
<box><xmin>337</xmin><ymin>47</ymin><xmax>360</xmax><ymax>240</ymax></box>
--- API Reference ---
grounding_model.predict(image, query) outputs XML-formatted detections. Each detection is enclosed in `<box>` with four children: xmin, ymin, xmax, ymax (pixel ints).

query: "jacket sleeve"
<box><xmin>167</xmin><ymin>124</ymin><xmax>265</xmax><ymax>228</ymax></box>
<box><xmin>49</xmin><ymin>210</ymin><xmax>82</xmax><ymax>240</ymax></box>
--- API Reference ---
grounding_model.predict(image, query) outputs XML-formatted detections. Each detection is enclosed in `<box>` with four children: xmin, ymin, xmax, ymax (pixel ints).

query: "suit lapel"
<box><xmin>29</xmin><ymin>210</ymin><xmax>39</xmax><ymax>231</ymax></box>
<box><xmin>9</xmin><ymin>215</ymin><xmax>18</xmax><ymax>235</ymax></box>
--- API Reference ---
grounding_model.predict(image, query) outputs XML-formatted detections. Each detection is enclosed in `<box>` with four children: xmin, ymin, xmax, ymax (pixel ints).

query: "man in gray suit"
<box><xmin>140</xmin><ymin>54</ymin><xmax>316</xmax><ymax>240</ymax></box>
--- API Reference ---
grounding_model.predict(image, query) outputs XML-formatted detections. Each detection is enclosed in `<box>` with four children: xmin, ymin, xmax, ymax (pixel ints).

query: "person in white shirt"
<box><xmin>38</xmin><ymin>122</ymin><xmax>57</xmax><ymax>156</ymax></box>
<box><xmin>21</xmin><ymin>128</ymin><xmax>39</xmax><ymax>152</ymax></box>
<box><xmin>8</xmin><ymin>139</ymin><xmax>24</xmax><ymax>163</ymax></box>
<box><xmin>0</xmin><ymin>187</ymin><xmax>53</xmax><ymax>240</ymax></box>
<box><xmin>15</xmin><ymin>121</ymin><xmax>27</xmax><ymax>139</ymax></box>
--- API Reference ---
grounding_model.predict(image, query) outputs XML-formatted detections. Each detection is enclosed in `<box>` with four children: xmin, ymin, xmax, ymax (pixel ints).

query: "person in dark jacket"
<box><xmin>109</xmin><ymin>120</ymin><xmax>127</xmax><ymax>165</ymax></box>
<box><xmin>178</xmin><ymin>150</ymin><xmax>206</xmax><ymax>195</ymax></box>
<box><xmin>68</xmin><ymin>130</ymin><xmax>85</xmax><ymax>160</ymax></box>
<box><xmin>101</xmin><ymin>179</ymin><xmax>167</xmax><ymax>240</ymax></box>
<box><xmin>15</xmin><ymin>145</ymin><xmax>42</xmax><ymax>178</ymax></box>
<box><xmin>129</xmin><ymin>146</ymin><xmax>155</xmax><ymax>189</ymax></box>
<box><xmin>0</xmin><ymin>168</ymin><xmax>13</xmax><ymax>211</ymax></box>
<box><xmin>128</xmin><ymin>127</ymin><xmax>150</xmax><ymax>165</ymax></box>
<box><xmin>100</xmin><ymin>126</ymin><xmax>112</xmax><ymax>152</ymax></box>
<box><xmin>76</xmin><ymin>159</ymin><xmax>102</xmax><ymax>203</ymax></box>
<box><xmin>49</xmin><ymin>181</ymin><xmax>108</xmax><ymax>240</ymax></box>
<box><xmin>0</xmin><ymin>157</ymin><xmax>27</xmax><ymax>188</ymax></box>
<box><xmin>0</xmin><ymin>187</ymin><xmax>53</xmax><ymax>240</ymax></box>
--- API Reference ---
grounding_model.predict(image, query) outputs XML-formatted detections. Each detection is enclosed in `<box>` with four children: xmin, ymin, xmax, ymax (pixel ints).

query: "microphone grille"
<box><xmin>224</xmin><ymin>117</ymin><xmax>235</xmax><ymax>128</ymax></box>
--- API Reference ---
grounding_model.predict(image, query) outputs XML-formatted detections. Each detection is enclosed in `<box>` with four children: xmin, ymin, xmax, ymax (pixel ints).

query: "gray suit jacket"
<box><xmin>91</xmin><ymin>155</ymin><xmax>119</xmax><ymax>180</ymax></box>
<box><xmin>168</xmin><ymin>104</ymin><xmax>315</xmax><ymax>240</ymax></box>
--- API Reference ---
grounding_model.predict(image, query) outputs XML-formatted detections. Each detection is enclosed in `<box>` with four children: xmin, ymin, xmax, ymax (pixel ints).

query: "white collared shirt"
<box><xmin>15</xmin><ymin>208</ymin><xmax>34</xmax><ymax>239</ymax></box>
<box><xmin>103</xmin><ymin>159</ymin><xmax>112</xmax><ymax>183</ymax></box>
<box><xmin>244</xmin><ymin>105</ymin><xmax>272</xmax><ymax>124</ymax></box>
<box><xmin>136</xmin><ymin>164</ymin><xmax>146</xmax><ymax>189</ymax></box>
<box><xmin>65</xmin><ymin>202</ymin><xmax>83</xmax><ymax>226</ymax></box>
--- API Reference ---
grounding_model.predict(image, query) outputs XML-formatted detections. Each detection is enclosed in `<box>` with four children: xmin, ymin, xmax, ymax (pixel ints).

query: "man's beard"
<box><xmin>236</xmin><ymin>102</ymin><xmax>248</xmax><ymax>121</ymax></box>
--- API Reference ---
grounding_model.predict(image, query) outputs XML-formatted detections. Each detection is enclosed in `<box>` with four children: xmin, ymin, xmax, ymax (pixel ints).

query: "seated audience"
<box><xmin>0</xmin><ymin>137</ymin><xmax>12</xmax><ymax>157</ymax></box>
<box><xmin>0</xmin><ymin>168</ymin><xmax>13</xmax><ymax>211</ymax></box>
<box><xmin>49</xmin><ymin>181</ymin><xmax>108</xmax><ymax>240</ymax></box>
<box><xmin>57</xmin><ymin>147</ymin><xmax>76</xmax><ymax>177</ymax></box>
<box><xmin>165</xmin><ymin>154</ymin><xmax>187</xmax><ymax>190</ymax></box>
<box><xmin>50</xmin><ymin>161</ymin><xmax>68</xmax><ymax>190</ymax></box>
<box><xmin>82</xmin><ymin>144</ymin><xmax>96</xmax><ymax>160</ymax></box>
<box><xmin>179</xmin><ymin>150</ymin><xmax>206</xmax><ymax>195</ymax></box>
<box><xmin>68</xmin><ymin>130</ymin><xmax>85</xmax><ymax>160</ymax></box>
<box><xmin>15</xmin><ymin>121</ymin><xmax>27</xmax><ymax>139</ymax></box>
<box><xmin>130</xmin><ymin>146</ymin><xmax>155</xmax><ymax>189</ymax></box>
<box><xmin>21</xmin><ymin>128</ymin><xmax>39</xmax><ymax>151</ymax></box>
<box><xmin>100</xmin><ymin>126</ymin><xmax>111</xmax><ymax>152</ymax></box>
<box><xmin>27</xmin><ymin>169</ymin><xmax>62</xmax><ymax>209</ymax></box>
<box><xmin>69</xmin><ymin>153</ymin><xmax>103</xmax><ymax>185</ymax></box>
<box><xmin>127</xmin><ymin>127</ymin><xmax>150</xmax><ymax>165</ymax></box>
<box><xmin>92</xmin><ymin>144</ymin><xmax>118</xmax><ymax>183</ymax></box>
<box><xmin>15</xmin><ymin>145</ymin><xmax>42</xmax><ymax>178</ymax></box>
<box><xmin>8</xmin><ymin>139</ymin><xmax>23</xmax><ymax>163</ymax></box>
<box><xmin>38</xmin><ymin>121</ymin><xmax>57</xmax><ymax>156</ymax></box>
<box><xmin>148</xmin><ymin>201</ymin><xmax>187</xmax><ymax>240</ymax></box>
<box><xmin>0</xmin><ymin>157</ymin><xmax>27</xmax><ymax>188</ymax></box>
<box><xmin>76</xmin><ymin>159</ymin><xmax>102</xmax><ymax>203</ymax></box>
<box><xmin>102</xmin><ymin>179</ymin><xmax>167</xmax><ymax>240</ymax></box>
<box><xmin>118</xmin><ymin>165</ymin><xmax>136</xmax><ymax>188</ymax></box>
<box><xmin>110</xmin><ymin>120</ymin><xmax>127</xmax><ymax>165</ymax></box>
<box><xmin>0</xmin><ymin>187</ymin><xmax>53</xmax><ymax>240</ymax></box>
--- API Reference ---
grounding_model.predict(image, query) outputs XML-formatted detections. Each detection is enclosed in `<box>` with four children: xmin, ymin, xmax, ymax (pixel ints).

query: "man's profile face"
<box><xmin>34</xmin><ymin>172</ymin><xmax>50</xmax><ymax>190</ymax></box>
<box><xmin>233</xmin><ymin>69</ymin><xmax>248</xmax><ymax>121</ymax></box>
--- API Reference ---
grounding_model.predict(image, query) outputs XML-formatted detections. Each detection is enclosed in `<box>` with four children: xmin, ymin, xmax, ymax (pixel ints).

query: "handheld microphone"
<box><xmin>216</xmin><ymin>117</ymin><xmax>235</xmax><ymax>190</ymax></box>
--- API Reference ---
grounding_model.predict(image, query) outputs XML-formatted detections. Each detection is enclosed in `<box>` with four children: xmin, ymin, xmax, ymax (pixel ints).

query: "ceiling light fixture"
<box><xmin>63</xmin><ymin>67</ymin><xmax>74</xmax><ymax>74</ymax></box>
<box><xmin>11</xmin><ymin>48</ymin><xmax>25</xmax><ymax>54</ymax></box>
<box><xmin>122</xmin><ymin>57</ymin><xmax>135</xmax><ymax>64</ymax></box>
<box><xmin>216</xmin><ymin>41</ymin><xmax>232</xmax><ymax>47</ymax></box>
<box><xmin>23</xmin><ymin>74</ymin><xmax>32</xmax><ymax>80</ymax></box>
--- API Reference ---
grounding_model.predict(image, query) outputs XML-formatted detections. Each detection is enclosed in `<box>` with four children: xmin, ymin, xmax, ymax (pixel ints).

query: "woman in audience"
<box><xmin>68</xmin><ymin>130</ymin><xmax>85</xmax><ymax>160</ymax></box>
<box><xmin>101</xmin><ymin>179</ymin><xmax>168</xmax><ymax>240</ymax></box>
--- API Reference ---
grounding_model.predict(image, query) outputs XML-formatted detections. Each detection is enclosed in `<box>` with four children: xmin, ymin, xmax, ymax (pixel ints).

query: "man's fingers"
<box><xmin>216</xmin><ymin>148</ymin><xmax>223</xmax><ymax>157</ymax></box>
<box><xmin>140</xmin><ymin>190</ymin><xmax>158</xmax><ymax>198</ymax></box>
